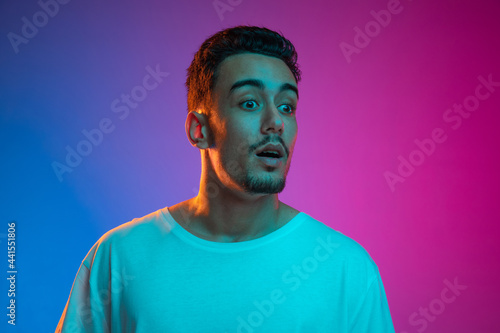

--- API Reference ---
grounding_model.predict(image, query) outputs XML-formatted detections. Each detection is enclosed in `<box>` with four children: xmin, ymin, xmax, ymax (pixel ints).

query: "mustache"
<box><xmin>250</xmin><ymin>136</ymin><xmax>289</xmax><ymax>158</ymax></box>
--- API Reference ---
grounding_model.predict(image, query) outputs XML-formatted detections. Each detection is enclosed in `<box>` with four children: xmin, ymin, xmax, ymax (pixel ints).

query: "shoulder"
<box><xmin>102</xmin><ymin>208</ymin><xmax>170</xmax><ymax>243</ymax></box>
<box><xmin>298</xmin><ymin>212</ymin><xmax>379</xmax><ymax>271</ymax></box>
<box><xmin>81</xmin><ymin>207</ymin><xmax>171</xmax><ymax>268</ymax></box>
<box><xmin>296</xmin><ymin>213</ymin><xmax>385</xmax><ymax>296</ymax></box>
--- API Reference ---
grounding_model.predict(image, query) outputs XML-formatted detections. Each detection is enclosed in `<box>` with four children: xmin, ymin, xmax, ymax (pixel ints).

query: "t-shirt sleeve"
<box><xmin>349</xmin><ymin>271</ymin><xmax>395</xmax><ymax>333</ymax></box>
<box><xmin>55</xmin><ymin>242</ymin><xmax>111</xmax><ymax>333</ymax></box>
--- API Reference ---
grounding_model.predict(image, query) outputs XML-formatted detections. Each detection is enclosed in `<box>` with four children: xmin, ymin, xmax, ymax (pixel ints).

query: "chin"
<box><xmin>242</xmin><ymin>174</ymin><xmax>286</xmax><ymax>194</ymax></box>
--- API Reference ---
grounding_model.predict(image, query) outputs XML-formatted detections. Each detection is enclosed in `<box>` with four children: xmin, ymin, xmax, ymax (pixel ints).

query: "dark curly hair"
<box><xmin>185</xmin><ymin>25</ymin><xmax>301</xmax><ymax>115</ymax></box>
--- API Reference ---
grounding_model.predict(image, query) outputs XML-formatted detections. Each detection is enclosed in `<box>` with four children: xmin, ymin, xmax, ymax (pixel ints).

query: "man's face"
<box><xmin>207</xmin><ymin>53</ymin><xmax>298</xmax><ymax>196</ymax></box>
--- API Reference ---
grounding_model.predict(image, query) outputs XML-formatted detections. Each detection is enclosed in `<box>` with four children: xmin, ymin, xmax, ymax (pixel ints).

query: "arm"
<box><xmin>55</xmin><ymin>245</ymin><xmax>111</xmax><ymax>333</ymax></box>
<box><xmin>349</xmin><ymin>272</ymin><xmax>395</xmax><ymax>333</ymax></box>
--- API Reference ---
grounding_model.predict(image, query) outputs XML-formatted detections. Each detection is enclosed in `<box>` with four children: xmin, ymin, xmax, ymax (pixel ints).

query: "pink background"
<box><xmin>1</xmin><ymin>0</ymin><xmax>499</xmax><ymax>331</ymax></box>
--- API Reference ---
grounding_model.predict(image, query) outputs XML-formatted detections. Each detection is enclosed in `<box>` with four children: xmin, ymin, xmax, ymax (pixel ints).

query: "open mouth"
<box><xmin>255</xmin><ymin>151</ymin><xmax>282</xmax><ymax>159</ymax></box>
<box><xmin>255</xmin><ymin>151</ymin><xmax>284</xmax><ymax>168</ymax></box>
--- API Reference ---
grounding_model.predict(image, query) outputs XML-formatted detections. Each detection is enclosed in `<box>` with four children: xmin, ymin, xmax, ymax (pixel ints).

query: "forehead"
<box><xmin>214</xmin><ymin>53</ymin><xmax>297</xmax><ymax>94</ymax></box>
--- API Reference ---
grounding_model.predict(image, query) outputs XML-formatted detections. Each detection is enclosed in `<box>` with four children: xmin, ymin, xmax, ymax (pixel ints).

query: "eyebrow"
<box><xmin>229</xmin><ymin>79</ymin><xmax>299</xmax><ymax>99</ymax></box>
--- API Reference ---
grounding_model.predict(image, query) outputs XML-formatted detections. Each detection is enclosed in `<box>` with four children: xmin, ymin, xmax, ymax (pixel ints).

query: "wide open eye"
<box><xmin>279</xmin><ymin>103</ymin><xmax>296</xmax><ymax>114</ymax></box>
<box><xmin>240</xmin><ymin>100</ymin><xmax>259</xmax><ymax>110</ymax></box>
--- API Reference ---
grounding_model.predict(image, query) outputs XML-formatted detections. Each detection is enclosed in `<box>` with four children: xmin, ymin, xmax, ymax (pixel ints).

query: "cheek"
<box><xmin>287</xmin><ymin>118</ymin><xmax>298</xmax><ymax>134</ymax></box>
<box><xmin>222</xmin><ymin>142</ymin><xmax>248</xmax><ymax>176</ymax></box>
<box><xmin>285</xmin><ymin>124</ymin><xmax>298</xmax><ymax>149</ymax></box>
<box><xmin>219</xmin><ymin>128</ymin><xmax>249</xmax><ymax>160</ymax></box>
<box><xmin>226</xmin><ymin>123</ymin><xmax>253</xmax><ymax>157</ymax></box>
<box><xmin>235</xmin><ymin>136</ymin><xmax>252</xmax><ymax>157</ymax></box>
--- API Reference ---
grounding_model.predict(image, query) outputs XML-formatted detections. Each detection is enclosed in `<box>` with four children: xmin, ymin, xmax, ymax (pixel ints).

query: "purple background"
<box><xmin>1</xmin><ymin>0</ymin><xmax>499</xmax><ymax>331</ymax></box>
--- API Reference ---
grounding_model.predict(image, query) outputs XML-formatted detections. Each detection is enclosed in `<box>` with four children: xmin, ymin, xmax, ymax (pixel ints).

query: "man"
<box><xmin>56</xmin><ymin>26</ymin><xmax>395</xmax><ymax>332</ymax></box>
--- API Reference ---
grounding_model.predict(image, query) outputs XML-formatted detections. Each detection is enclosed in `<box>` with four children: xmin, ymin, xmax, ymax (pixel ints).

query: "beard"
<box><xmin>241</xmin><ymin>169</ymin><xmax>287</xmax><ymax>194</ymax></box>
<box><xmin>218</xmin><ymin>141</ymin><xmax>292</xmax><ymax>195</ymax></box>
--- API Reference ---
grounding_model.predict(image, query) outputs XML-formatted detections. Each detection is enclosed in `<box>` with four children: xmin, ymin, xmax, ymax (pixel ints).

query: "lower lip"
<box><xmin>255</xmin><ymin>155</ymin><xmax>284</xmax><ymax>168</ymax></box>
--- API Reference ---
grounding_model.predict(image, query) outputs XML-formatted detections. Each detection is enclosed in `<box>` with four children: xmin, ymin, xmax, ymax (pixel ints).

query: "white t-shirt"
<box><xmin>56</xmin><ymin>207</ymin><xmax>395</xmax><ymax>332</ymax></box>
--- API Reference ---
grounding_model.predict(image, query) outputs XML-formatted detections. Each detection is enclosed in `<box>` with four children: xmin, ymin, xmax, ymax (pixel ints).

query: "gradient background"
<box><xmin>1</xmin><ymin>0</ymin><xmax>499</xmax><ymax>332</ymax></box>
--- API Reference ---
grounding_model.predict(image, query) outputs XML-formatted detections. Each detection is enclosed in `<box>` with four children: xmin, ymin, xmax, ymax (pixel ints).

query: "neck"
<box><xmin>196</xmin><ymin>175</ymin><xmax>282</xmax><ymax>241</ymax></box>
<box><xmin>177</xmin><ymin>160</ymin><xmax>286</xmax><ymax>242</ymax></box>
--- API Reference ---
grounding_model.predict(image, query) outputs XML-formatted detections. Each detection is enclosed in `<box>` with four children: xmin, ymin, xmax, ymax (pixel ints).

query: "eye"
<box><xmin>240</xmin><ymin>100</ymin><xmax>259</xmax><ymax>110</ymax></box>
<box><xmin>279</xmin><ymin>103</ymin><xmax>296</xmax><ymax>114</ymax></box>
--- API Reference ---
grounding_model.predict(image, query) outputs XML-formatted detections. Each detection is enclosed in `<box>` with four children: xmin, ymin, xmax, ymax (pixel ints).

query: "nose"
<box><xmin>261</xmin><ymin>103</ymin><xmax>284</xmax><ymax>135</ymax></box>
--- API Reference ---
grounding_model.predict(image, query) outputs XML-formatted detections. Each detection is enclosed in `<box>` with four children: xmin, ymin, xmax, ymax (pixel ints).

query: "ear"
<box><xmin>185</xmin><ymin>111</ymin><xmax>211</xmax><ymax>149</ymax></box>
